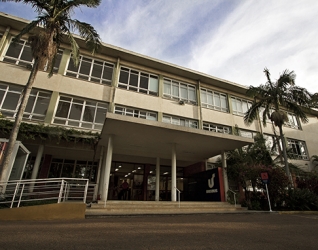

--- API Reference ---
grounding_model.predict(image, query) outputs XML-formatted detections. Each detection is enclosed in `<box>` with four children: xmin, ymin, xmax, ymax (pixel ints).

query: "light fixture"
<box><xmin>163</xmin><ymin>172</ymin><xmax>169</xmax><ymax>175</ymax></box>
<box><xmin>138</xmin><ymin>167</ymin><xmax>141</xmax><ymax>169</ymax></box>
<box><xmin>132</xmin><ymin>170</ymin><xmax>136</xmax><ymax>173</ymax></box>
<box><xmin>115</xmin><ymin>169</ymin><xmax>118</xmax><ymax>171</ymax></box>
<box><xmin>149</xmin><ymin>171</ymin><xmax>153</xmax><ymax>174</ymax></box>
<box><xmin>118</xmin><ymin>165</ymin><xmax>122</xmax><ymax>168</ymax></box>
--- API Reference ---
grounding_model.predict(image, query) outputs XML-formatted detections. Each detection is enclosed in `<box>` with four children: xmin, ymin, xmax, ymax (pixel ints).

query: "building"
<box><xmin>0</xmin><ymin>12</ymin><xmax>317</xmax><ymax>203</ymax></box>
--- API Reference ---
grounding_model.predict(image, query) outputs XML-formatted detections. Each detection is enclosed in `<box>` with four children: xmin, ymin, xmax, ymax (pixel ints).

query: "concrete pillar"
<box><xmin>221</xmin><ymin>151</ymin><xmax>229</xmax><ymax>201</ymax></box>
<box><xmin>28</xmin><ymin>144</ymin><xmax>44</xmax><ymax>192</ymax></box>
<box><xmin>101</xmin><ymin>136</ymin><xmax>113</xmax><ymax>205</ymax></box>
<box><xmin>155</xmin><ymin>157</ymin><xmax>160</xmax><ymax>201</ymax></box>
<box><xmin>171</xmin><ymin>144</ymin><xmax>177</xmax><ymax>202</ymax></box>
<box><xmin>93</xmin><ymin>148</ymin><xmax>104</xmax><ymax>201</ymax></box>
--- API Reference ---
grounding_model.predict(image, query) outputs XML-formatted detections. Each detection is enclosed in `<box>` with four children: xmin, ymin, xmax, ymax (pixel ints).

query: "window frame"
<box><xmin>231</xmin><ymin>97</ymin><xmax>252</xmax><ymax>116</ymax></box>
<box><xmin>114</xmin><ymin>105</ymin><xmax>157</xmax><ymax>121</ymax></box>
<box><xmin>162</xmin><ymin>114</ymin><xmax>198</xmax><ymax>129</ymax></box>
<box><xmin>53</xmin><ymin>95</ymin><xmax>108</xmax><ymax>130</ymax></box>
<box><xmin>0</xmin><ymin>83</ymin><xmax>51</xmax><ymax>121</ymax></box>
<box><xmin>163</xmin><ymin>78</ymin><xmax>197</xmax><ymax>104</ymax></box>
<box><xmin>287</xmin><ymin>138</ymin><xmax>308</xmax><ymax>160</ymax></box>
<box><xmin>202</xmin><ymin>122</ymin><xmax>231</xmax><ymax>134</ymax></box>
<box><xmin>65</xmin><ymin>55</ymin><xmax>114</xmax><ymax>85</ymax></box>
<box><xmin>118</xmin><ymin>67</ymin><xmax>159</xmax><ymax>96</ymax></box>
<box><xmin>200</xmin><ymin>88</ymin><xmax>228</xmax><ymax>112</ymax></box>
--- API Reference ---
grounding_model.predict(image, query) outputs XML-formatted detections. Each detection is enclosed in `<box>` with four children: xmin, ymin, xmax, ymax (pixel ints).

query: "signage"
<box><xmin>260</xmin><ymin>172</ymin><xmax>269</xmax><ymax>184</ymax></box>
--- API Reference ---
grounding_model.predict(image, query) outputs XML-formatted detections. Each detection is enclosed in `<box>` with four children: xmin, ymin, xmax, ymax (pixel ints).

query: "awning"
<box><xmin>98</xmin><ymin>113</ymin><xmax>254</xmax><ymax>167</ymax></box>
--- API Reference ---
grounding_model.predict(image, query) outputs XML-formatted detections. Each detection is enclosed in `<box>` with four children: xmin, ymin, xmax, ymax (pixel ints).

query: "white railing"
<box><xmin>175</xmin><ymin>187</ymin><xmax>181</xmax><ymax>208</ymax></box>
<box><xmin>0</xmin><ymin>178</ymin><xmax>96</xmax><ymax>209</ymax></box>
<box><xmin>228</xmin><ymin>189</ymin><xmax>237</xmax><ymax>207</ymax></box>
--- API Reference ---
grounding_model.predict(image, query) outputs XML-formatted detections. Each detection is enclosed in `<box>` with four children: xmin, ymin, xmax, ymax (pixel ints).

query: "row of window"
<box><xmin>0</xmin><ymin>37</ymin><xmax>303</xmax><ymax>130</ymax></box>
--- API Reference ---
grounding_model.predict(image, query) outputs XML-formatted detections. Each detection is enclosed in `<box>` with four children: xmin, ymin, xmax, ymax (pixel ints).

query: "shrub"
<box><xmin>285</xmin><ymin>188</ymin><xmax>318</xmax><ymax>211</ymax></box>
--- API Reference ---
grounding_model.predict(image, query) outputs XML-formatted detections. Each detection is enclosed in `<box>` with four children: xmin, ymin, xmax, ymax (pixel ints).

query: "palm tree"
<box><xmin>0</xmin><ymin>0</ymin><xmax>101</xmax><ymax>183</ymax></box>
<box><xmin>244</xmin><ymin>68</ymin><xmax>312</xmax><ymax>179</ymax></box>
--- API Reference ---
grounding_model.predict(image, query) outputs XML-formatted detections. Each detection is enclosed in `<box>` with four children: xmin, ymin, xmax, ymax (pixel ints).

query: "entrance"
<box><xmin>107</xmin><ymin>162</ymin><xmax>184</xmax><ymax>201</ymax></box>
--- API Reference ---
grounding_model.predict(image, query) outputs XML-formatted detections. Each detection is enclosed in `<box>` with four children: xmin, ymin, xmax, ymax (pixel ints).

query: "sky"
<box><xmin>1</xmin><ymin>0</ymin><xmax>317</xmax><ymax>93</ymax></box>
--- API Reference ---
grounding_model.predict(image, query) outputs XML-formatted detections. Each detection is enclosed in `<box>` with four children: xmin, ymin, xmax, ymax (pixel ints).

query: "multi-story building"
<box><xmin>0</xmin><ymin>12</ymin><xmax>317</xmax><ymax>203</ymax></box>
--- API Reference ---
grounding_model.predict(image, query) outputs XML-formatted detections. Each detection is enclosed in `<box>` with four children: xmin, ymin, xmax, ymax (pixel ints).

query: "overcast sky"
<box><xmin>1</xmin><ymin>0</ymin><xmax>317</xmax><ymax>93</ymax></box>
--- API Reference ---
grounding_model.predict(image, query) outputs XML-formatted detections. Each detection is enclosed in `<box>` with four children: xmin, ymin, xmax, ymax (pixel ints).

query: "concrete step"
<box><xmin>86</xmin><ymin>201</ymin><xmax>246</xmax><ymax>216</ymax></box>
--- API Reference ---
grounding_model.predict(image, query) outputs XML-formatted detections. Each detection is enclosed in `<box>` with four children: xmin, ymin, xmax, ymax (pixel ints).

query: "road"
<box><xmin>0</xmin><ymin>213</ymin><xmax>317</xmax><ymax>249</ymax></box>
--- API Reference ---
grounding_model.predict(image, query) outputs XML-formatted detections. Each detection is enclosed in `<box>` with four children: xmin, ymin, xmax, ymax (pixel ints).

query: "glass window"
<box><xmin>0</xmin><ymin>83</ymin><xmax>51</xmax><ymax>121</ymax></box>
<box><xmin>287</xmin><ymin>139</ymin><xmax>308</xmax><ymax>160</ymax></box>
<box><xmin>66</xmin><ymin>55</ymin><xmax>114</xmax><ymax>85</ymax></box>
<box><xmin>53</xmin><ymin>96</ymin><xmax>108</xmax><ymax>130</ymax></box>
<box><xmin>231</xmin><ymin>97</ymin><xmax>252</xmax><ymax>116</ymax></box>
<box><xmin>203</xmin><ymin>122</ymin><xmax>231</xmax><ymax>134</ymax></box>
<box><xmin>200</xmin><ymin>88</ymin><xmax>228</xmax><ymax>112</ymax></box>
<box><xmin>286</xmin><ymin>113</ymin><xmax>300</xmax><ymax>129</ymax></box>
<box><xmin>162</xmin><ymin>114</ymin><xmax>198</xmax><ymax>129</ymax></box>
<box><xmin>118</xmin><ymin>67</ymin><xmax>159</xmax><ymax>96</ymax></box>
<box><xmin>114</xmin><ymin>105</ymin><xmax>157</xmax><ymax>121</ymax></box>
<box><xmin>3</xmin><ymin>38</ymin><xmax>63</xmax><ymax>73</ymax></box>
<box><xmin>163</xmin><ymin>78</ymin><xmax>197</xmax><ymax>104</ymax></box>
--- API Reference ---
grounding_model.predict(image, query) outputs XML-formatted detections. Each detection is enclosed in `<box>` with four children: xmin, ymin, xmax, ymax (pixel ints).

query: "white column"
<box><xmin>93</xmin><ymin>147</ymin><xmax>104</xmax><ymax>201</ymax></box>
<box><xmin>221</xmin><ymin>151</ymin><xmax>229</xmax><ymax>201</ymax></box>
<box><xmin>101</xmin><ymin>136</ymin><xmax>113</xmax><ymax>205</ymax></box>
<box><xmin>155</xmin><ymin>157</ymin><xmax>160</xmax><ymax>201</ymax></box>
<box><xmin>171</xmin><ymin>144</ymin><xmax>177</xmax><ymax>202</ymax></box>
<box><xmin>29</xmin><ymin>144</ymin><xmax>44</xmax><ymax>192</ymax></box>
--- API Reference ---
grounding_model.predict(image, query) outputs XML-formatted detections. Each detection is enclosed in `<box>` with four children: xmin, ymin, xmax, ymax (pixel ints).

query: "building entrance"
<box><xmin>107</xmin><ymin>162</ymin><xmax>184</xmax><ymax>201</ymax></box>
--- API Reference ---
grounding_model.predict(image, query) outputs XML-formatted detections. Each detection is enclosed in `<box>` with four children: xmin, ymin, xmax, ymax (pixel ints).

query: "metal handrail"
<box><xmin>228</xmin><ymin>189</ymin><xmax>237</xmax><ymax>207</ymax></box>
<box><xmin>175</xmin><ymin>187</ymin><xmax>181</xmax><ymax>208</ymax></box>
<box><xmin>0</xmin><ymin>178</ymin><xmax>91</xmax><ymax>208</ymax></box>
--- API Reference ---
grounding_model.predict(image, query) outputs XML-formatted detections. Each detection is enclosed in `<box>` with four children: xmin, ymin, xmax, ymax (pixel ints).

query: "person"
<box><xmin>121</xmin><ymin>179</ymin><xmax>129</xmax><ymax>200</ymax></box>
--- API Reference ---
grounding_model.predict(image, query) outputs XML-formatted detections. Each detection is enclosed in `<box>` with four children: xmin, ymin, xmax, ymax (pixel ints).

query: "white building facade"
<box><xmin>0</xmin><ymin>13</ymin><xmax>317</xmax><ymax>203</ymax></box>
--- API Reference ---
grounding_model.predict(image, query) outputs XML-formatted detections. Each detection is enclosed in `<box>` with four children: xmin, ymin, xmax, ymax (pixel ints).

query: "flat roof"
<box><xmin>98</xmin><ymin>113</ymin><xmax>254</xmax><ymax>167</ymax></box>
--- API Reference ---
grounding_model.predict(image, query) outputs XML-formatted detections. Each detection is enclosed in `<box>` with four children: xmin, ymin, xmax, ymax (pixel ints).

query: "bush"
<box><xmin>285</xmin><ymin>188</ymin><xmax>318</xmax><ymax>211</ymax></box>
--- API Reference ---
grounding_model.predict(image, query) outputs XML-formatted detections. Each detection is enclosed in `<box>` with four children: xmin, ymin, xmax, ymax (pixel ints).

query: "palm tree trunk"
<box><xmin>278</xmin><ymin>125</ymin><xmax>290</xmax><ymax>179</ymax></box>
<box><xmin>0</xmin><ymin>60</ymin><xmax>39</xmax><ymax>183</ymax></box>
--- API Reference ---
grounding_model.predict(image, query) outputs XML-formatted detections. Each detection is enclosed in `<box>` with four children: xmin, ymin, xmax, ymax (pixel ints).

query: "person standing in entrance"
<box><xmin>121</xmin><ymin>179</ymin><xmax>129</xmax><ymax>200</ymax></box>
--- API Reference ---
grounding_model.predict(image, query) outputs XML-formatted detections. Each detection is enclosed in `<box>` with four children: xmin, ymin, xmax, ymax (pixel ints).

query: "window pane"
<box><xmin>180</xmin><ymin>84</ymin><xmax>187</xmax><ymax>99</ymax></box>
<box><xmin>2</xmin><ymin>92</ymin><xmax>20</xmax><ymax>110</ymax></box>
<box><xmin>95</xmin><ymin>107</ymin><xmax>107</xmax><ymax>124</ymax></box>
<box><xmin>129</xmin><ymin>72</ymin><xmax>138</xmax><ymax>87</ymax></box>
<box><xmin>119</xmin><ymin>70</ymin><xmax>129</xmax><ymax>84</ymax></box>
<box><xmin>149</xmin><ymin>76</ymin><xmax>158</xmax><ymax>93</ymax></box>
<box><xmin>188</xmin><ymin>87</ymin><xmax>196</xmax><ymax>102</ymax></box>
<box><xmin>79</xmin><ymin>59</ymin><xmax>92</xmax><ymax>75</ymax></box>
<box><xmin>91</xmin><ymin>61</ymin><xmax>103</xmax><ymax>78</ymax></box>
<box><xmin>140</xmin><ymin>75</ymin><xmax>148</xmax><ymax>89</ymax></box>
<box><xmin>69</xmin><ymin>103</ymin><xmax>83</xmax><ymax>120</ymax></box>
<box><xmin>102</xmin><ymin>66</ymin><xmax>113</xmax><ymax>81</ymax></box>
<box><xmin>172</xmin><ymin>83</ymin><xmax>179</xmax><ymax>97</ymax></box>
<box><xmin>164</xmin><ymin>82</ymin><xmax>171</xmax><ymax>95</ymax></box>
<box><xmin>55</xmin><ymin>101</ymin><xmax>70</xmax><ymax>118</ymax></box>
<box><xmin>201</xmin><ymin>90</ymin><xmax>207</xmax><ymax>103</ymax></box>
<box><xmin>20</xmin><ymin>45</ymin><xmax>32</xmax><ymax>62</ymax></box>
<box><xmin>5</xmin><ymin>41</ymin><xmax>23</xmax><ymax>59</ymax></box>
<box><xmin>25</xmin><ymin>95</ymin><xmax>36</xmax><ymax>113</ymax></box>
<box><xmin>82</xmin><ymin>106</ymin><xmax>95</xmax><ymax>122</ymax></box>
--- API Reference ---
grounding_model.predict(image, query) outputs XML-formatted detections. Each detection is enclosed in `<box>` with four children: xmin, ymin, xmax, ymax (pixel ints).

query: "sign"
<box><xmin>260</xmin><ymin>172</ymin><xmax>269</xmax><ymax>184</ymax></box>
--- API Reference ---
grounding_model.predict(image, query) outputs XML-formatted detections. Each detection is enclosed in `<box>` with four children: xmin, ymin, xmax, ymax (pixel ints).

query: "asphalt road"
<box><xmin>0</xmin><ymin>213</ymin><xmax>317</xmax><ymax>250</ymax></box>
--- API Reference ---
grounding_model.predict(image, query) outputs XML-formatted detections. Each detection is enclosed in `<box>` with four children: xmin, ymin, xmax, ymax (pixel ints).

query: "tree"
<box><xmin>244</xmin><ymin>68</ymin><xmax>313</xmax><ymax>179</ymax></box>
<box><xmin>0</xmin><ymin>0</ymin><xmax>101</xmax><ymax>183</ymax></box>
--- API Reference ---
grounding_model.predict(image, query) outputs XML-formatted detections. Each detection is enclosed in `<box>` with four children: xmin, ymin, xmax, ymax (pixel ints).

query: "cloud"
<box><xmin>1</xmin><ymin>0</ymin><xmax>317</xmax><ymax>93</ymax></box>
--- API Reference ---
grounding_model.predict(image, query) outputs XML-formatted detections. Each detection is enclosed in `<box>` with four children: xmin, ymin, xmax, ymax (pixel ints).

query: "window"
<box><xmin>49</xmin><ymin>158</ymin><xmax>97</xmax><ymax>182</ymax></box>
<box><xmin>264</xmin><ymin>134</ymin><xmax>279</xmax><ymax>155</ymax></box>
<box><xmin>114</xmin><ymin>106</ymin><xmax>157</xmax><ymax>121</ymax></box>
<box><xmin>162</xmin><ymin>114</ymin><xmax>198</xmax><ymax>128</ymax></box>
<box><xmin>163</xmin><ymin>78</ymin><xmax>196</xmax><ymax>104</ymax></box>
<box><xmin>0</xmin><ymin>83</ymin><xmax>51</xmax><ymax>121</ymax></box>
<box><xmin>200</xmin><ymin>88</ymin><xmax>228</xmax><ymax>112</ymax></box>
<box><xmin>53</xmin><ymin>96</ymin><xmax>108</xmax><ymax>130</ymax></box>
<box><xmin>238</xmin><ymin>129</ymin><xmax>257</xmax><ymax>139</ymax></box>
<box><xmin>286</xmin><ymin>113</ymin><xmax>300</xmax><ymax>129</ymax></box>
<box><xmin>3</xmin><ymin>38</ymin><xmax>62</xmax><ymax>72</ymax></box>
<box><xmin>203</xmin><ymin>122</ymin><xmax>231</xmax><ymax>134</ymax></box>
<box><xmin>66</xmin><ymin>55</ymin><xmax>114</xmax><ymax>85</ymax></box>
<box><xmin>287</xmin><ymin>139</ymin><xmax>308</xmax><ymax>160</ymax></box>
<box><xmin>118</xmin><ymin>67</ymin><xmax>159</xmax><ymax>96</ymax></box>
<box><xmin>231</xmin><ymin>97</ymin><xmax>252</xmax><ymax>116</ymax></box>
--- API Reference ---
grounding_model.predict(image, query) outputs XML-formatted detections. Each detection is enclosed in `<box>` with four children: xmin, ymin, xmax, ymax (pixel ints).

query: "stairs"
<box><xmin>86</xmin><ymin>201</ymin><xmax>247</xmax><ymax>216</ymax></box>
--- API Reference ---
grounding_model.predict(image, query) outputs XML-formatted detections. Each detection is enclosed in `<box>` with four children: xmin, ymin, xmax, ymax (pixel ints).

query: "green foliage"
<box><xmin>285</xmin><ymin>188</ymin><xmax>318</xmax><ymax>211</ymax></box>
<box><xmin>0</xmin><ymin>119</ymin><xmax>100</xmax><ymax>145</ymax></box>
